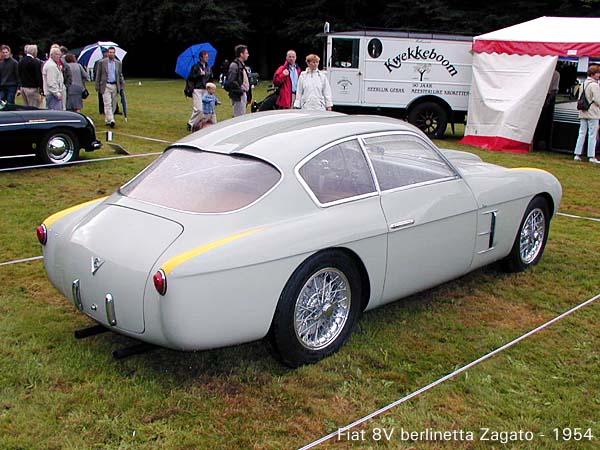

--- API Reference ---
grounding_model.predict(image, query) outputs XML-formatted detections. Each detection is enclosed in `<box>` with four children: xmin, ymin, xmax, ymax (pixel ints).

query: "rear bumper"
<box><xmin>86</xmin><ymin>139</ymin><xmax>102</xmax><ymax>152</ymax></box>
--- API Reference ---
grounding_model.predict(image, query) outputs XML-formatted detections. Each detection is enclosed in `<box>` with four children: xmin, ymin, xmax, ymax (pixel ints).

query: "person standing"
<box><xmin>294</xmin><ymin>54</ymin><xmax>333</xmax><ymax>111</ymax></box>
<box><xmin>0</xmin><ymin>45</ymin><xmax>20</xmax><ymax>103</ymax></box>
<box><xmin>95</xmin><ymin>46</ymin><xmax>124</xmax><ymax>128</ymax></box>
<box><xmin>273</xmin><ymin>50</ymin><xmax>301</xmax><ymax>109</ymax></box>
<box><xmin>573</xmin><ymin>64</ymin><xmax>600</xmax><ymax>164</ymax></box>
<box><xmin>18</xmin><ymin>44</ymin><xmax>43</xmax><ymax>108</ymax></box>
<box><xmin>187</xmin><ymin>50</ymin><xmax>212</xmax><ymax>131</ymax></box>
<box><xmin>48</xmin><ymin>44</ymin><xmax>71</xmax><ymax>109</ymax></box>
<box><xmin>42</xmin><ymin>47</ymin><xmax>65</xmax><ymax>110</ymax></box>
<box><xmin>225</xmin><ymin>45</ymin><xmax>252</xmax><ymax>117</ymax></box>
<box><xmin>65</xmin><ymin>53</ymin><xmax>89</xmax><ymax>113</ymax></box>
<box><xmin>93</xmin><ymin>48</ymin><xmax>108</xmax><ymax>114</ymax></box>
<box><xmin>59</xmin><ymin>46</ymin><xmax>72</xmax><ymax>100</ymax></box>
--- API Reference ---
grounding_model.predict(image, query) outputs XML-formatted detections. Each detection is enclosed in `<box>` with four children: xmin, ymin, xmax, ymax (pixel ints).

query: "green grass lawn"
<box><xmin>1</xmin><ymin>79</ymin><xmax>599</xmax><ymax>449</ymax></box>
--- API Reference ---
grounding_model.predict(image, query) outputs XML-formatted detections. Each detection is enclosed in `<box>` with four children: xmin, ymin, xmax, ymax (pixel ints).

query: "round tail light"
<box><xmin>153</xmin><ymin>269</ymin><xmax>167</xmax><ymax>295</ymax></box>
<box><xmin>36</xmin><ymin>224</ymin><xmax>48</xmax><ymax>245</ymax></box>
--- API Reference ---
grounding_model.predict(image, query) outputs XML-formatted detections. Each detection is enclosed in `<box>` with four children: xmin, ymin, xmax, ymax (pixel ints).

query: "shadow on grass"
<box><xmin>73</xmin><ymin>264</ymin><xmax>512</xmax><ymax>387</ymax></box>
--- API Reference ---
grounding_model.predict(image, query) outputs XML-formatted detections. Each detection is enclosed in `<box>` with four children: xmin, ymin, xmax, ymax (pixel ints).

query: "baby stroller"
<box><xmin>251</xmin><ymin>85</ymin><xmax>280</xmax><ymax>113</ymax></box>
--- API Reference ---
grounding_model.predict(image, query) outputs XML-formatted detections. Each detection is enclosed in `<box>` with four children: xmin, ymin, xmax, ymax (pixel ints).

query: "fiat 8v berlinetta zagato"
<box><xmin>37</xmin><ymin>111</ymin><xmax>562</xmax><ymax>366</ymax></box>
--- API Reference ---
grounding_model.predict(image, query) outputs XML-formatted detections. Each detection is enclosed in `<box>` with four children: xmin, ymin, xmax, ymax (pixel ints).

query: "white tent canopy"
<box><xmin>462</xmin><ymin>16</ymin><xmax>600</xmax><ymax>152</ymax></box>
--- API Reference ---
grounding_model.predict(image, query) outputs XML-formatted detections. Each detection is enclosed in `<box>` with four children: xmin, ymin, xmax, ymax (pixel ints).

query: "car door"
<box><xmin>361</xmin><ymin>132</ymin><xmax>479</xmax><ymax>306</ymax></box>
<box><xmin>327</xmin><ymin>37</ymin><xmax>362</xmax><ymax>104</ymax></box>
<box><xmin>0</xmin><ymin>111</ymin><xmax>30</xmax><ymax>156</ymax></box>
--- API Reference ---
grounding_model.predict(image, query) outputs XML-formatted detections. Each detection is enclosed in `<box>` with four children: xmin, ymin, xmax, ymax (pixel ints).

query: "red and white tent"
<box><xmin>461</xmin><ymin>16</ymin><xmax>600</xmax><ymax>152</ymax></box>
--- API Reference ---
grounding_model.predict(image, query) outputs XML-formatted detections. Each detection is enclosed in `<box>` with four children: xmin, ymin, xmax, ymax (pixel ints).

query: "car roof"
<box><xmin>172</xmin><ymin>110</ymin><xmax>426</xmax><ymax>168</ymax></box>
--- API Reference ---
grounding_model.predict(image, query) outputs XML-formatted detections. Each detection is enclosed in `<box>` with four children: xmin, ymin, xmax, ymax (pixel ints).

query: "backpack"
<box><xmin>223</xmin><ymin>60</ymin><xmax>243</xmax><ymax>94</ymax></box>
<box><xmin>576</xmin><ymin>82</ymin><xmax>592</xmax><ymax>111</ymax></box>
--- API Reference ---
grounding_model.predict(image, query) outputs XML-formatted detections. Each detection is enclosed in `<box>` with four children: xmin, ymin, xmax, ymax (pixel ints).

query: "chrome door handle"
<box><xmin>389</xmin><ymin>219</ymin><xmax>415</xmax><ymax>231</ymax></box>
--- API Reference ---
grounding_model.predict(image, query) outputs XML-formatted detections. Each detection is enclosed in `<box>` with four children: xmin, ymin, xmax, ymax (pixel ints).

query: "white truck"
<box><xmin>323</xmin><ymin>30</ymin><xmax>473</xmax><ymax>138</ymax></box>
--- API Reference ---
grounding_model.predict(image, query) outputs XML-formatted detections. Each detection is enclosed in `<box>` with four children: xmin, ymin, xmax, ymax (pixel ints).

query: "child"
<box><xmin>198</xmin><ymin>82</ymin><xmax>221</xmax><ymax>130</ymax></box>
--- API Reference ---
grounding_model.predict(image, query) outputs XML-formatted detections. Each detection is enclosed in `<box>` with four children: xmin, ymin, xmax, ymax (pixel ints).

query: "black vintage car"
<box><xmin>0</xmin><ymin>100</ymin><xmax>102</xmax><ymax>164</ymax></box>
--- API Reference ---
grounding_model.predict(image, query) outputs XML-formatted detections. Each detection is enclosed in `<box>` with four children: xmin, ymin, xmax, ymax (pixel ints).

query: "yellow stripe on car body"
<box><xmin>43</xmin><ymin>197</ymin><xmax>108</xmax><ymax>228</ymax></box>
<box><xmin>162</xmin><ymin>227</ymin><xmax>265</xmax><ymax>275</ymax></box>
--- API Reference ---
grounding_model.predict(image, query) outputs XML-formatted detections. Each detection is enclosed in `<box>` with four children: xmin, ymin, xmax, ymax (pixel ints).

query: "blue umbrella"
<box><xmin>175</xmin><ymin>43</ymin><xmax>217</xmax><ymax>79</ymax></box>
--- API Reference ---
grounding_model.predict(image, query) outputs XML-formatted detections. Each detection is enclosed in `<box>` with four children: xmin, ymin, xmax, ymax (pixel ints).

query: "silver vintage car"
<box><xmin>38</xmin><ymin>111</ymin><xmax>562</xmax><ymax>366</ymax></box>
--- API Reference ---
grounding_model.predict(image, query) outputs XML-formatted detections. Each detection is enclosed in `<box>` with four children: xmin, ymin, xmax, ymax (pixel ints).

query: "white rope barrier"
<box><xmin>299</xmin><ymin>292</ymin><xmax>600</xmax><ymax>449</ymax></box>
<box><xmin>108</xmin><ymin>132</ymin><xmax>172</xmax><ymax>144</ymax></box>
<box><xmin>0</xmin><ymin>151</ymin><xmax>162</xmax><ymax>173</ymax></box>
<box><xmin>557</xmin><ymin>212</ymin><xmax>600</xmax><ymax>222</ymax></box>
<box><xmin>0</xmin><ymin>255</ymin><xmax>43</xmax><ymax>267</ymax></box>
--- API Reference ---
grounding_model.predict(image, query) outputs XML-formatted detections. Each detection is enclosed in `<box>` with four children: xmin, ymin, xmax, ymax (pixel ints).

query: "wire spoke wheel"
<box><xmin>294</xmin><ymin>268</ymin><xmax>351</xmax><ymax>350</ymax></box>
<box><xmin>519</xmin><ymin>207</ymin><xmax>546</xmax><ymax>264</ymax></box>
<box><xmin>502</xmin><ymin>197</ymin><xmax>550</xmax><ymax>273</ymax></box>
<box><xmin>270</xmin><ymin>251</ymin><xmax>362</xmax><ymax>367</ymax></box>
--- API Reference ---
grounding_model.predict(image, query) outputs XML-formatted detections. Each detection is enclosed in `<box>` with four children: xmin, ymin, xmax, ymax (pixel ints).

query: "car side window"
<box><xmin>362</xmin><ymin>134</ymin><xmax>456</xmax><ymax>191</ymax></box>
<box><xmin>299</xmin><ymin>139</ymin><xmax>376</xmax><ymax>204</ymax></box>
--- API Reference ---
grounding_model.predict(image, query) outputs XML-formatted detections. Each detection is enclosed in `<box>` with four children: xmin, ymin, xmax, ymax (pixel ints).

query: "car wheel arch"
<box><xmin>501</xmin><ymin>195</ymin><xmax>551</xmax><ymax>273</ymax></box>
<box><xmin>291</xmin><ymin>247</ymin><xmax>371</xmax><ymax>312</ymax></box>
<box><xmin>537</xmin><ymin>192</ymin><xmax>555</xmax><ymax>217</ymax></box>
<box><xmin>267</xmin><ymin>246</ymin><xmax>370</xmax><ymax>366</ymax></box>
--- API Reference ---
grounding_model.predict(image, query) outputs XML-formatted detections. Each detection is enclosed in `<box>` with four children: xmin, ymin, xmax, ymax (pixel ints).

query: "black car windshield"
<box><xmin>120</xmin><ymin>147</ymin><xmax>281</xmax><ymax>213</ymax></box>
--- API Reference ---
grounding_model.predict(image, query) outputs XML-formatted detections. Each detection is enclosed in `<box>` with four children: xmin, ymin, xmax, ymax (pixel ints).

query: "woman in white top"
<box><xmin>294</xmin><ymin>54</ymin><xmax>332</xmax><ymax>111</ymax></box>
<box><xmin>573</xmin><ymin>64</ymin><xmax>600</xmax><ymax>164</ymax></box>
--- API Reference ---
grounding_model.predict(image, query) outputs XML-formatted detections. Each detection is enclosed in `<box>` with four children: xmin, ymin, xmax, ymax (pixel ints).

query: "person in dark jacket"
<box><xmin>187</xmin><ymin>50</ymin><xmax>213</xmax><ymax>131</ymax></box>
<box><xmin>18</xmin><ymin>44</ymin><xmax>43</xmax><ymax>108</ymax></box>
<box><xmin>225</xmin><ymin>45</ymin><xmax>252</xmax><ymax>117</ymax></box>
<box><xmin>0</xmin><ymin>45</ymin><xmax>20</xmax><ymax>104</ymax></box>
<box><xmin>273</xmin><ymin>50</ymin><xmax>301</xmax><ymax>109</ymax></box>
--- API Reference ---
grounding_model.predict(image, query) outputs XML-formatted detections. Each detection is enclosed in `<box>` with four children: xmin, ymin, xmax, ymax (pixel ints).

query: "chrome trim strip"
<box><xmin>0</xmin><ymin>154</ymin><xmax>36</xmax><ymax>159</ymax></box>
<box><xmin>389</xmin><ymin>219</ymin><xmax>415</xmax><ymax>231</ymax></box>
<box><xmin>480</xmin><ymin>209</ymin><xmax>498</xmax><ymax>249</ymax></box>
<box><xmin>72</xmin><ymin>279</ymin><xmax>83</xmax><ymax>311</ymax></box>
<box><xmin>357</xmin><ymin>137</ymin><xmax>382</xmax><ymax>194</ymax></box>
<box><xmin>477</xmin><ymin>246</ymin><xmax>496</xmax><ymax>254</ymax></box>
<box><xmin>105</xmin><ymin>294</ymin><xmax>117</xmax><ymax>326</ymax></box>
<box><xmin>0</xmin><ymin>120</ymin><xmax>81</xmax><ymax>127</ymax></box>
<box><xmin>489</xmin><ymin>210</ymin><xmax>497</xmax><ymax>248</ymax></box>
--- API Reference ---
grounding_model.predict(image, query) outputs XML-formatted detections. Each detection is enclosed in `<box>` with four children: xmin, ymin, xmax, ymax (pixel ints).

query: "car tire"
<box><xmin>269</xmin><ymin>250</ymin><xmax>362</xmax><ymax>367</ymax></box>
<box><xmin>408</xmin><ymin>102</ymin><xmax>448</xmax><ymax>138</ymax></box>
<box><xmin>502</xmin><ymin>196</ymin><xmax>550</xmax><ymax>273</ymax></box>
<box><xmin>38</xmin><ymin>129</ymin><xmax>80</xmax><ymax>164</ymax></box>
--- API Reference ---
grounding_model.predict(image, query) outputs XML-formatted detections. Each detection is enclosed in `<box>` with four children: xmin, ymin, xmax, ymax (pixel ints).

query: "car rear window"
<box><xmin>120</xmin><ymin>147</ymin><xmax>281</xmax><ymax>213</ymax></box>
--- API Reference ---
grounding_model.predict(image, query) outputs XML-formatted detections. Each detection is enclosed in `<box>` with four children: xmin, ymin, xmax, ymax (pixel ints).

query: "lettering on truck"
<box><xmin>384</xmin><ymin>46</ymin><xmax>458</xmax><ymax>77</ymax></box>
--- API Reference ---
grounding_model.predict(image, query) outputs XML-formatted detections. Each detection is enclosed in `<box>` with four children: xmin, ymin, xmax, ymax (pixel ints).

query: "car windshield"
<box><xmin>120</xmin><ymin>147</ymin><xmax>281</xmax><ymax>213</ymax></box>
